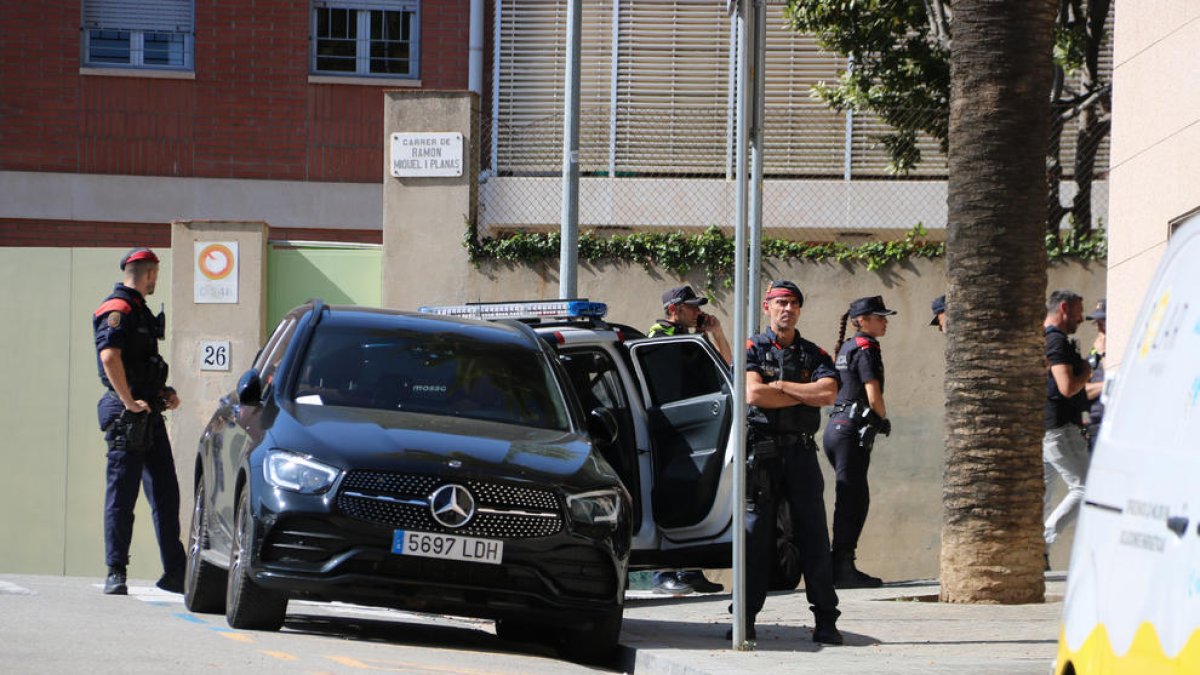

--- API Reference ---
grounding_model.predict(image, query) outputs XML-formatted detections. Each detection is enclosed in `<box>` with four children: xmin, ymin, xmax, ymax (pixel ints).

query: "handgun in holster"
<box><xmin>117</xmin><ymin>410</ymin><xmax>153</xmax><ymax>453</ymax></box>
<box><xmin>745</xmin><ymin>432</ymin><xmax>779</xmax><ymax>508</ymax></box>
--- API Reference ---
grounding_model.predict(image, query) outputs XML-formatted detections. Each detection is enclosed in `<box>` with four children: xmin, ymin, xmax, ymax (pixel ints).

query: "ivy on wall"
<box><xmin>465</xmin><ymin>222</ymin><xmax>1106</xmax><ymax>288</ymax></box>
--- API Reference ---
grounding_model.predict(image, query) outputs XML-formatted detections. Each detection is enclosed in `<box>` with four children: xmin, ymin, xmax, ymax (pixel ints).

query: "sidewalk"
<box><xmin>616</xmin><ymin>575</ymin><xmax>1065</xmax><ymax>674</ymax></box>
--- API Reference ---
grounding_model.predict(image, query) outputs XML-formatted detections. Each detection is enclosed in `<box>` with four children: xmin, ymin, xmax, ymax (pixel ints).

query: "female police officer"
<box><xmin>823</xmin><ymin>295</ymin><xmax>896</xmax><ymax>589</ymax></box>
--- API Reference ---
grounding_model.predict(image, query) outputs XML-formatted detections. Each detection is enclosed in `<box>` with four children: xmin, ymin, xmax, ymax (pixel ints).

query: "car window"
<box><xmin>560</xmin><ymin>349</ymin><xmax>628</xmax><ymax>413</ymax></box>
<box><xmin>633</xmin><ymin>340</ymin><xmax>729</xmax><ymax>407</ymax></box>
<box><xmin>259</xmin><ymin>319</ymin><xmax>299</xmax><ymax>391</ymax></box>
<box><xmin>291</xmin><ymin>324</ymin><xmax>570</xmax><ymax>430</ymax></box>
<box><xmin>253</xmin><ymin>317</ymin><xmax>294</xmax><ymax>372</ymax></box>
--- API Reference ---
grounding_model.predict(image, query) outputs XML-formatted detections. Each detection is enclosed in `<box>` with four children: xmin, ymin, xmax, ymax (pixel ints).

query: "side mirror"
<box><xmin>236</xmin><ymin>369</ymin><xmax>263</xmax><ymax>406</ymax></box>
<box><xmin>587</xmin><ymin>407</ymin><xmax>619</xmax><ymax>447</ymax></box>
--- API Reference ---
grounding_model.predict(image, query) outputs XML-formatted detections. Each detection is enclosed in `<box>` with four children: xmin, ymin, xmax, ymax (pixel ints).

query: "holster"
<box><xmin>745</xmin><ymin>430</ymin><xmax>781</xmax><ymax>507</ymax></box>
<box><xmin>112</xmin><ymin>410</ymin><xmax>154</xmax><ymax>453</ymax></box>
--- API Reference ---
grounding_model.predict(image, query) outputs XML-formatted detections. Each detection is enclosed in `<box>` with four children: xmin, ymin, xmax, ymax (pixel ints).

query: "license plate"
<box><xmin>391</xmin><ymin>530</ymin><xmax>504</xmax><ymax>565</ymax></box>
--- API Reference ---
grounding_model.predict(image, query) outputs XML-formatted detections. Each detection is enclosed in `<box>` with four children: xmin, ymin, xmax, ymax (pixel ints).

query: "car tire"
<box><xmin>225</xmin><ymin>488</ymin><xmax>287</xmax><ymax>631</ymax></box>
<box><xmin>558</xmin><ymin>608</ymin><xmax>623</xmax><ymax>665</ymax></box>
<box><xmin>184</xmin><ymin>480</ymin><xmax>227</xmax><ymax>614</ymax></box>
<box><xmin>770</xmin><ymin>501</ymin><xmax>803</xmax><ymax>591</ymax></box>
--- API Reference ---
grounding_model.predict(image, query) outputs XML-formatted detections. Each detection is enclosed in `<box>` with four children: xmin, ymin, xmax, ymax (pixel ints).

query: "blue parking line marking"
<box><xmin>174</xmin><ymin>613</ymin><xmax>208</xmax><ymax>624</ymax></box>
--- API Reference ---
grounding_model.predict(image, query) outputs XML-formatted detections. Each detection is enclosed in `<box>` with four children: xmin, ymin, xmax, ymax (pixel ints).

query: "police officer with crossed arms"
<box><xmin>738</xmin><ymin>280</ymin><xmax>842</xmax><ymax>645</ymax></box>
<box><xmin>93</xmin><ymin>248</ymin><xmax>186</xmax><ymax>595</ymax></box>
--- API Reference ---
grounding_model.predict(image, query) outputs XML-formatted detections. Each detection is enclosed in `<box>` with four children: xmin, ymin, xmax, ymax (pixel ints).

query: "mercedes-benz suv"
<box><xmin>184</xmin><ymin>301</ymin><xmax>630</xmax><ymax>663</ymax></box>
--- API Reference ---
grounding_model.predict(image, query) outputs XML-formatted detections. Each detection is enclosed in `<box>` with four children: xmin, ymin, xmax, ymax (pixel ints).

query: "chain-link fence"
<box><xmin>478</xmin><ymin>105</ymin><xmax>1109</xmax><ymax>242</ymax></box>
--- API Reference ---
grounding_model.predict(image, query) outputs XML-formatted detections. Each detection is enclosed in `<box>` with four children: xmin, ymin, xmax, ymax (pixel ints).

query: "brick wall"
<box><xmin>0</xmin><ymin>220</ymin><xmax>381</xmax><ymax>247</ymax></box>
<box><xmin>0</xmin><ymin>0</ymin><xmax>469</xmax><ymax>183</ymax></box>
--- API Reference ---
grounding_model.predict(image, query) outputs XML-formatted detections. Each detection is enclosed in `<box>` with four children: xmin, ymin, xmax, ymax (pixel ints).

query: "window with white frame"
<box><xmin>312</xmin><ymin>0</ymin><xmax>420</xmax><ymax>78</ymax></box>
<box><xmin>82</xmin><ymin>0</ymin><xmax>194</xmax><ymax>70</ymax></box>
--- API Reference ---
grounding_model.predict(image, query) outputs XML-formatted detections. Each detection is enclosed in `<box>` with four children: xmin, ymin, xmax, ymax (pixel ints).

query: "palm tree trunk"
<box><xmin>941</xmin><ymin>0</ymin><xmax>1057</xmax><ymax>604</ymax></box>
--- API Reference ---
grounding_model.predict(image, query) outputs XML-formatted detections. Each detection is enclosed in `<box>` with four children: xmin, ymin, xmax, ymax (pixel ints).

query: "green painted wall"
<box><xmin>1</xmin><ymin>243</ymin><xmax>380</xmax><ymax>578</ymax></box>
<box><xmin>266</xmin><ymin>244</ymin><xmax>382</xmax><ymax>327</ymax></box>
<box><xmin>0</xmin><ymin>248</ymin><xmax>172</xmax><ymax>579</ymax></box>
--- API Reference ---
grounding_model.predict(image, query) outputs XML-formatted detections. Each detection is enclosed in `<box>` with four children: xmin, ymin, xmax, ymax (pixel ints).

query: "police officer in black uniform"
<box><xmin>94</xmin><ymin>247</ymin><xmax>186</xmax><ymax>595</ymax></box>
<box><xmin>1083</xmin><ymin>299</ymin><xmax>1106</xmax><ymax>454</ymax></box>
<box><xmin>823</xmin><ymin>296</ymin><xmax>896</xmax><ymax>589</ymax></box>
<box><xmin>739</xmin><ymin>280</ymin><xmax>842</xmax><ymax>645</ymax></box>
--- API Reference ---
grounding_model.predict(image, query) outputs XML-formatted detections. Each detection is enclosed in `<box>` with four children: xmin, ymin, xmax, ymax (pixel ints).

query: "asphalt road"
<box><xmin>0</xmin><ymin>574</ymin><xmax>618</xmax><ymax>674</ymax></box>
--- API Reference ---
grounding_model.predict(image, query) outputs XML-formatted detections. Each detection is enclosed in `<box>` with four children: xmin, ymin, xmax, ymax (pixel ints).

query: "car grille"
<box><xmin>336</xmin><ymin>470</ymin><xmax>563</xmax><ymax>539</ymax></box>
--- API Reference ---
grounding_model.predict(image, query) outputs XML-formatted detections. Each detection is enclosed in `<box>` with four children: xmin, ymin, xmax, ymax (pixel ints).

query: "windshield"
<box><xmin>292</xmin><ymin>324</ymin><xmax>571</xmax><ymax>431</ymax></box>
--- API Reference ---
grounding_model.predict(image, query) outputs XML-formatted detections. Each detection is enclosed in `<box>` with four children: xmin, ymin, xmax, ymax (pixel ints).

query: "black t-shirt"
<box><xmin>1044</xmin><ymin>326</ymin><xmax>1088</xmax><ymax>429</ymax></box>
<box><xmin>833</xmin><ymin>332</ymin><xmax>884</xmax><ymax>406</ymax></box>
<box><xmin>745</xmin><ymin>328</ymin><xmax>839</xmax><ymax>435</ymax></box>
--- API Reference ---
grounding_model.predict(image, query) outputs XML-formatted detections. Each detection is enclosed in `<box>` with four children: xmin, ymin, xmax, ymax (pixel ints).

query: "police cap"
<box><xmin>1086</xmin><ymin>298</ymin><xmax>1106</xmax><ymax>321</ymax></box>
<box><xmin>930</xmin><ymin>294</ymin><xmax>946</xmax><ymax>326</ymax></box>
<box><xmin>765</xmin><ymin>280</ymin><xmax>804</xmax><ymax>306</ymax></box>
<box><xmin>662</xmin><ymin>285</ymin><xmax>707</xmax><ymax>309</ymax></box>
<box><xmin>849</xmin><ymin>295</ymin><xmax>897</xmax><ymax>318</ymax></box>
<box><xmin>120</xmin><ymin>247</ymin><xmax>159</xmax><ymax>270</ymax></box>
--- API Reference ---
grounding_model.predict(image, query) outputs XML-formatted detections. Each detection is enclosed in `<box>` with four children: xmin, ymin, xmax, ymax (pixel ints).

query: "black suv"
<box><xmin>184</xmin><ymin>302</ymin><xmax>630</xmax><ymax>663</ymax></box>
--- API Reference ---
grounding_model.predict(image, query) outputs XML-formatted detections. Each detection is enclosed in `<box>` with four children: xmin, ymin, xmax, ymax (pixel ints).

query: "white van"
<box><xmin>1054</xmin><ymin>215</ymin><xmax>1200</xmax><ymax>674</ymax></box>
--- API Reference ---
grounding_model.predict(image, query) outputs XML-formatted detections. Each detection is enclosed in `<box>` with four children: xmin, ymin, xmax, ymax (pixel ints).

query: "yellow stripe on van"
<box><xmin>1056</xmin><ymin>623</ymin><xmax>1200</xmax><ymax>674</ymax></box>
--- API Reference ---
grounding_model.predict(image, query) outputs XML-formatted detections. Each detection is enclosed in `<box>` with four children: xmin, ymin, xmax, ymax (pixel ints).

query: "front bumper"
<box><xmin>245</xmin><ymin>476</ymin><xmax>628</xmax><ymax>624</ymax></box>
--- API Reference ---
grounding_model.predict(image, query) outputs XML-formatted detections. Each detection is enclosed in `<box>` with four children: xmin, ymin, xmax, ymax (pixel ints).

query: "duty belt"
<box><xmin>829</xmin><ymin>401</ymin><xmax>864</xmax><ymax>418</ymax></box>
<box><xmin>764</xmin><ymin>432</ymin><xmax>815</xmax><ymax>447</ymax></box>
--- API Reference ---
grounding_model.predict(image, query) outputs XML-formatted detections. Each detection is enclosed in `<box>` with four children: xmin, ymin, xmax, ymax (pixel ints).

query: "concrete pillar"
<box><xmin>382</xmin><ymin>91</ymin><xmax>479</xmax><ymax>309</ymax></box>
<box><xmin>168</xmin><ymin>220</ymin><xmax>268</xmax><ymax>514</ymax></box>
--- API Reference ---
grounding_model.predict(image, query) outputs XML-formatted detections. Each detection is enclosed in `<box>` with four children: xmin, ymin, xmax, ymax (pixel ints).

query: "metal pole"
<box><xmin>748</xmin><ymin>0</ymin><xmax>766</xmax><ymax>334</ymax></box>
<box><xmin>490</xmin><ymin>0</ymin><xmax>502</xmax><ymax>178</ymax></box>
<box><xmin>608</xmin><ymin>0</ymin><xmax>620</xmax><ymax>178</ymax></box>
<box><xmin>731</xmin><ymin>0</ymin><xmax>752</xmax><ymax>651</ymax></box>
<box><xmin>843</xmin><ymin>57</ymin><xmax>854</xmax><ymax>181</ymax></box>
<box><xmin>560</xmin><ymin>0</ymin><xmax>582</xmax><ymax>299</ymax></box>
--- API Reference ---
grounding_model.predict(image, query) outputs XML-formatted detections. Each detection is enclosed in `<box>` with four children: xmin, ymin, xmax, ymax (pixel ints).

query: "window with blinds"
<box><xmin>82</xmin><ymin>0</ymin><xmax>194</xmax><ymax>70</ymax></box>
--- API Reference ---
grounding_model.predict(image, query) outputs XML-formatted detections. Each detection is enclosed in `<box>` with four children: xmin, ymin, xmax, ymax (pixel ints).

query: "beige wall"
<box><xmin>1106</xmin><ymin>2</ymin><xmax>1200</xmax><ymax>368</ymax></box>
<box><xmin>168</xmin><ymin>222</ymin><xmax>269</xmax><ymax>527</ymax></box>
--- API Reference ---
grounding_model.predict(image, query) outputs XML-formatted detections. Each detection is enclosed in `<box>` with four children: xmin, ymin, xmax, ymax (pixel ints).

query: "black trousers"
<box><xmin>745</xmin><ymin>435</ymin><xmax>839</xmax><ymax>625</ymax></box>
<box><xmin>103</xmin><ymin>409</ymin><xmax>187</xmax><ymax>574</ymax></box>
<box><xmin>822</xmin><ymin>415</ymin><xmax>874</xmax><ymax>558</ymax></box>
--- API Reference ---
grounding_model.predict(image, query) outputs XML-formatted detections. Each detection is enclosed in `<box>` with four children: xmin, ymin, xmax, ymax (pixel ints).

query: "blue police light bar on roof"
<box><xmin>418</xmin><ymin>299</ymin><xmax>608</xmax><ymax>321</ymax></box>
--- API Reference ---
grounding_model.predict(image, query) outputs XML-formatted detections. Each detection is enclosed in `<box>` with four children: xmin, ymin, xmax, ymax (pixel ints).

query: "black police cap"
<box><xmin>849</xmin><ymin>295</ymin><xmax>897</xmax><ymax>318</ymax></box>
<box><xmin>1086</xmin><ymin>298</ymin><xmax>1106</xmax><ymax>321</ymax></box>
<box><xmin>662</xmin><ymin>285</ymin><xmax>707</xmax><ymax>309</ymax></box>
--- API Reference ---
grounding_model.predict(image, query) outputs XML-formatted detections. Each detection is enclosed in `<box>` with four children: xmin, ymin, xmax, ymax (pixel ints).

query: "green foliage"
<box><xmin>1046</xmin><ymin>227</ymin><xmax>1107</xmax><ymax>262</ymax></box>
<box><xmin>786</xmin><ymin>0</ymin><xmax>950</xmax><ymax>175</ymax></box>
<box><xmin>465</xmin><ymin>221</ymin><xmax>1105</xmax><ymax>289</ymax></box>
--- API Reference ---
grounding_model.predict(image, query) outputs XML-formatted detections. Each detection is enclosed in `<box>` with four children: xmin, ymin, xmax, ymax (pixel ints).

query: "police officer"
<box><xmin>739</xmin><ymin>280</ymin><xmax>842</xmax><ymax>644</ymax></box>
<box><xmin>646</xmin><ymin>285</ymin><xmax>727</xmax><ymax>595</ymax></box>
<box><xmin>94</xmin><ymin>247</ymin><xmax>187</xmax><ymax>595</ymax></box>
<box><xmin>930</xmin><ymin>294</ymin><xmax>946</xmax><ymax>332</ymax></box>
<box><xmin>648</xmin><ymin>285</ymin><xmax>732</xmax><ymax>364</ymax></box>
<box><xmin>823</xmin><ymin>296</ymin><xmax>896</xmax><ymax>589</ymax></box>
<box><xmin>1083</xmin><ymin>299</ymin><xmax>1106</xmax><ymax>454</ymax></box>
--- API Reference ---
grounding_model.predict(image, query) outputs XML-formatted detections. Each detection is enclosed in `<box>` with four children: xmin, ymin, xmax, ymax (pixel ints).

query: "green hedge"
<box><xmin>465</xmin><ymin>223</ymin><xmax>1106</xmax><ymax>289</ymax></box>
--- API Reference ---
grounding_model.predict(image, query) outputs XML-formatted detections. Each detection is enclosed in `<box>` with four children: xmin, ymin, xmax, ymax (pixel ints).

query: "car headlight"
<box><xmin>566</xmin><ymin>489</ymin><xmax>622</xmax><ymax>526</ymax></box>
<box><xmin>264</xmin><ymin>450</ymin><xmax>340</xmax><ymax>494</ymax></box>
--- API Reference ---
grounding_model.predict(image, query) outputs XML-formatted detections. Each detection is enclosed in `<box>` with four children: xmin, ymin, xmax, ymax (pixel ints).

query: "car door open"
<box><xmin>628</xmin><ymin>337</ymin><xmax>732</xmax><ymax>532</ymax></box>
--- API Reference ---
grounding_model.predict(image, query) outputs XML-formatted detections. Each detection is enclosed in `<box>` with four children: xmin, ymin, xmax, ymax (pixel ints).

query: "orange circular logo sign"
<box><xmin>197</xmin><ymin>243</ymin><xmax>235</xmax><ymax>281</ymax></box>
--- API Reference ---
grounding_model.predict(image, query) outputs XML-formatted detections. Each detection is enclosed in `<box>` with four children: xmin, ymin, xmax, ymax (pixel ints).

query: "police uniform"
<box><xmin>94</xmin><ymin>250</ymin><xmax>186</xmax><ymax>594</ymax></box>
<box><xmin>744</xmin><ymin>327</ymin><xmax>840</xmax><ymax>637</ymax></box>
<box><xmin>647</xmin><ymin>318</ymin><xmax>685</xmax><ymax>338</ymax></box>
<box><xmin>824</xmin><ymin>332</ymin><xmax>886</xmax><ymax>586</ymax></box>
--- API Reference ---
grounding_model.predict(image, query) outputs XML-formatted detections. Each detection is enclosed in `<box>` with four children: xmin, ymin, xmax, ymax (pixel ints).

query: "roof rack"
<box><xmin>418</xmin><ymin>299</ymin><xmax>608</xmax><ymax>323</ymax></box>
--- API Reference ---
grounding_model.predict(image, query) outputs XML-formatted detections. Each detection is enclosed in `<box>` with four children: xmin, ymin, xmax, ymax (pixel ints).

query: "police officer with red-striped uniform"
<box><xmin>823</xmin><ymin>295</ymin><xmax>896</xmax><ymax>589</ymax></box>
<box><xmin>93</xmin><ymin>247</ymin><xmax>186</xmax><ymax>595</ymax></box>
<box><xmin>738</xmin><ymin>280</ymin><xmax>842</xmax><ymax>645</ymax></box>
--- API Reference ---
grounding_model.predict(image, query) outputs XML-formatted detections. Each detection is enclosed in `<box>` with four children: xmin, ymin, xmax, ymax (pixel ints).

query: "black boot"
<box><xmin>832</xmin><ymin>553</ymin><xmax>883</xmax><ymax>589</ymax></box>
<box><xmin>813</xmin><ymin>619</ymin><xmax>844</xmax><ymax>645</ymax></box>
<box><xmin>104</xmin><ymin>565</ymin><xmax>128</xmax><ymax>595</ymax></box>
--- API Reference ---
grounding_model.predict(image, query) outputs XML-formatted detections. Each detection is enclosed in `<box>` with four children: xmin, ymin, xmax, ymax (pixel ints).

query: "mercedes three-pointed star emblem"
<box><xmin>429</xmin><ymin>483</ymin><xmax>475</xmax><ymax>529</ymax></box>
